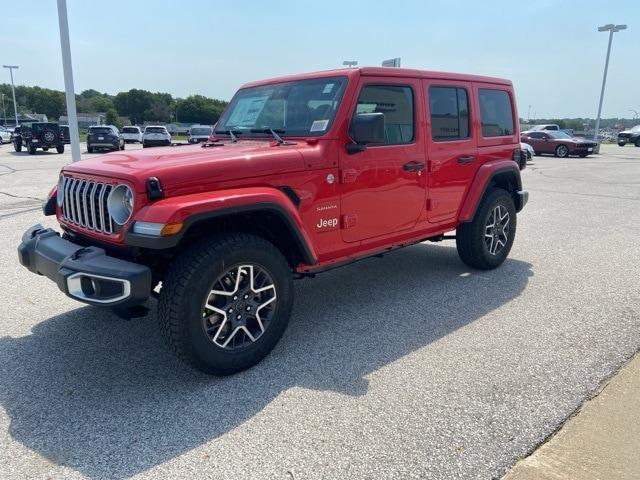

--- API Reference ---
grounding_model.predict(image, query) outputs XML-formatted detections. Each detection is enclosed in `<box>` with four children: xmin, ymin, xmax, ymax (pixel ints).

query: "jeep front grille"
<box><xmin>60</xmin><ymin>176</ymin><xmax>114</xmax><ymax>234</ymax></box>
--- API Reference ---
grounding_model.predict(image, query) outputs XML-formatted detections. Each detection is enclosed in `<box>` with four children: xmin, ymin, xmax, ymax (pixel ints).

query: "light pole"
<box><xmin>1</xmin><ymin>93</ymin><xmax>5</xmax><ymax>125</ymax></box>
<box><xmin>2</xmin><ymin>65</ymin><xmax>20</xmax><ymax>126</ymax></box>
<box><xmin>593</xmin><ymin>24</ymin><xmax>627</xmax><ymax>141</ymax></box>
<box><xmin>56</xmin><ymin>0</ymin><xmax>81</xmax><ymax>161</ymax></box>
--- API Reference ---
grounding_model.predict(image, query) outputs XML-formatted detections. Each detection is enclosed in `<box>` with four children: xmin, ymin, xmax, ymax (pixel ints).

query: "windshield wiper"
<box><xmin>214</xmin><ymin>129</ymin><xmax>242</xmax><ymax>142</ymax></box>
<box><xmin>250</xmin><ymin>128</ymin><xmax>293</xmax><ymax>145</ymax></box>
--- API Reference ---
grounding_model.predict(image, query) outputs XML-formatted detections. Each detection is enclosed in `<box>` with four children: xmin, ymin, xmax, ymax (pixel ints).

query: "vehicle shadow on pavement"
<box><xmin>0</xmin><ymin>243</ymin><xmax>532</xmax><ymax>478</ymax></box>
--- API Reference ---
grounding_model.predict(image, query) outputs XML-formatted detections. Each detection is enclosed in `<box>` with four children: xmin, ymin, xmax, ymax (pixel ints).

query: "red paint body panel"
<box><xmin>55</xmin><ymin>67</ymin><xmax>524</xmax><ymax>272</ymax></box>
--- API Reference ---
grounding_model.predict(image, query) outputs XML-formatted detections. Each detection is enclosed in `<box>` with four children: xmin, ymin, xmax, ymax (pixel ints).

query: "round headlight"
<box><xmin>107</xmin><ymin>184</ymin><xmax>134</xmax><ymax>226</ymax></box>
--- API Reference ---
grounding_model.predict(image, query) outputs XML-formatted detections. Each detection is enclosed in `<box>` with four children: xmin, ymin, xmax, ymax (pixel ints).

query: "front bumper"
<box><xmin>18</xmin><ymin>224</ymin><xmax>151</xmax><ymax>307</ymax></box>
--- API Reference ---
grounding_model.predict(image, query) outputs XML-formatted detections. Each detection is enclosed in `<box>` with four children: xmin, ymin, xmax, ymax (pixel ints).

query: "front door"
<box><xmin>340</xmin><ymin>79</ymin><xmax>426</xmax><ymax>243</ymax></box>
<box><xmin>423</xmin><ymin>80</ymin><xmax>478</xmax><ymax>223</ymax></box>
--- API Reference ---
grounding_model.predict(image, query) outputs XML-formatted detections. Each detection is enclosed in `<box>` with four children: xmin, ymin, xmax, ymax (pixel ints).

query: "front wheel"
<box><xmin>618</xmin><ymin>141</ymin><xmax>626</xmax><ymax>147</ymax></box>
<box><xmin>14</xmin><ymin>141</ymin><xmax>22</xmax><ymax>152</ymax></box>
<box><xmin>159</xmin><ymin>233</ymin><xmax>294</xmax><ymax>375</ymax></box>
<box><xmin>635</xmin><ymin>138</ymin><xmax>640</xmax><ymax>147</ymax></box>
<box><xmin>56</xmin><ymin>145</ymin><xmax>64</xmax><ymax>154</ymax></box>
<box><xmin>456</xmin><ymin>188</ymin><xmax>517</xmax><ymax>270</ymax></box>
<box><xmin>555</xmin><ymin>144</ymin><xmax>569</xmax><ymax>158</ymax></box>
<box><xmin>28</xmin><ymin>144</ymin><xmax>36</xmax><ymax>155</ymax></box>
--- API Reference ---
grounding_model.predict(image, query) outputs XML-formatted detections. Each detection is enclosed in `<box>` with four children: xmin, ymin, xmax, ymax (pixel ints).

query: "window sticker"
<box><xmin>322</xmin><ymin>83</ymin><xmax>335</xmax><ymax>94</ymax></box>
<box><xmin>226</xmin><ymin>95</ymin><xmax>269</xmax><ymax>127</ymax></box>
<box><xmin>310</xmin><ymin>119</ymin><xmax>329</xmax><ymax>132</ymax></box>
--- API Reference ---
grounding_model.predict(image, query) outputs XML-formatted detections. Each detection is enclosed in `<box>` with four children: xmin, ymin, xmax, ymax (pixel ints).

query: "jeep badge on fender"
<box><xmin>18</xmin><ymin>67</ymin><xmax>527</xmax><ymax>375</ymax></box>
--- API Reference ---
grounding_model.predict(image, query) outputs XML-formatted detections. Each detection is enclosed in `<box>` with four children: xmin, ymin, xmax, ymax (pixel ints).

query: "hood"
<box><xmin>63</xmin><ymin>141</ymin><xmax>307</xmax><ymax>192</ymax></box>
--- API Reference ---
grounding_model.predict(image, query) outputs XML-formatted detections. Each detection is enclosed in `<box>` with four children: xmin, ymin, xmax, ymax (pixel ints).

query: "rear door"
<box><xmin>423</xmin><ymin>80</ymin><xmax>478</xmax><ymax>223</ymax></box>
<box><xmin>339</xmin><ymin>78</ymin><xmax>426</xmax><ymax>243</ymax></box>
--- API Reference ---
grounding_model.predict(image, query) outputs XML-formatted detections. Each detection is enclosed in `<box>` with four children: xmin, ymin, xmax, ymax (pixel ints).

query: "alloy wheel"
<box><xmin>201</xmin><ymin>264</ymin><xmax>277</xmax><ymax>350</ymax></box>
<box><xmin>557</xmin><ymin>145</ymin><xmax>568</xmax><ymax>157</ymax></box>
<box><xmin>484</xmin><ymin>205</ymin><xmax>510</xmax><ymax>256</ymax></box>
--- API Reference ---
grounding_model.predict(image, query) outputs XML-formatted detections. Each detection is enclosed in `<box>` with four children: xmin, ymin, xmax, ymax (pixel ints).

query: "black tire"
<box><xmin>14</xmin><ymin>141</ymin><xmax>22</xmax><ymax>152</ymax></box>
<box><xmin>456</xmin><ymin>188</ymin><xmax>517</xmax><ymax>270</ymax></box>
<box><xmin>42</xmin><ymin>147</ymin><xmax>49</xmax><ymax>151</ymax></box>
<box><xmin>635</xmin><ymin>138</ymin><xmax>640</xmax><ymax>147</ymax></box>
<box><xmin>158</xmin><ymin>233</ymin><xmax>294</xmax><ymax>375</ymax></box>
<box><xmin>56</xmin><ymin>145</ymin><xmax>64</xmax><ymax>154</ymax></box>
<box><xmin>120</xmin><ymin>142</ymin><xmax>125</xmax><ymax>150</ymax></box>
<box><xmin>142</xmin><ymin>143</ymin><xmax>147</xmax><ymax>148</ymax></box>
<box><xmin>555</xmin><ymin>144</ymin><xmax>569</xmax><ymax>158</ymax></box>
<box><xmin>579</xmin><ymin>154</ymin><xmax>588</xmax><ymax>158</ymax></box>
<box><xmin>618</xmin><ymin>141</ymin><xmax>626</xmax><ymax>147</ymax></box>
<box><xmin>87</xmin><ymin>146</ymin><xmax>93</xmax><ymax>153</ymax></box>
<box><xmin>28</xmin><ymin>144</ymin><xmax>36</xmax><ymax>155</ymax></box>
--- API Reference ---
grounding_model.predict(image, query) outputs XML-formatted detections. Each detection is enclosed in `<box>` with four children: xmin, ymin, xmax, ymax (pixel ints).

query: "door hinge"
<box><xmin>342</xmin><ymin>213</ymin><xmax>358</xmax><ymax>229</ymax></box>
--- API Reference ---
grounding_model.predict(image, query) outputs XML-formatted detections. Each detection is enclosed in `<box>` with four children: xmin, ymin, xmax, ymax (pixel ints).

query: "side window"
<box><xmin>353</xmin><ymin>85</ymin><xmax>414</xmax><ymax>144</ymax></box>
<box><xmin>478</xmin><ymin>89</ymin><xmax>514</xmax><ymax>137</ymax></box>
<box><xmin>428</xmin><ymin>86</ymin><xmax>470</xmax><ymax>141</ymax></box>
<box><xmin>529</xmin><ymin>132</ymin><xmax>543</xmax><ymax>139</ymax></box>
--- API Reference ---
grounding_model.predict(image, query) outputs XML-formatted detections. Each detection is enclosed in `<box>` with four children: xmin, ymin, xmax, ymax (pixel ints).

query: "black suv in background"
<box><xmin>13</xmin><ymin>123</ymin><xmax>66</xmax><ymax>154</ymax></box>
<box><xmin>618</xmin><ymin>125</ymin><xmax>640</xmax><ymax>147</ymax></box>
<box><xmin>86</xmin><ymin>125</ymin><xmax>125</xmax><ymax>153</ymax></box>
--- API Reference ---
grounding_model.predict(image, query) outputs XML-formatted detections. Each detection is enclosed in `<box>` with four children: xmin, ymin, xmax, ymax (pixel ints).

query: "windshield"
<box><xmin>191</xmin><ymin>127</ymin><xmax>212</xmax><ymax>135</ymax></box>
<box><xmin>89</xmin><ymin>127</ymin><xmax>112</xmax><ymax>134</ymax></box>
<box><xmin>145</xmin><ymin>127</ymin><xmax>166</xmax><ymax>133</ymax></box>
<box><xmin>216</xmin><ymin>76</ymin><xmax>347</xmax><ymax>137</ymax></box>
<box><xmin>122</xmin><ymin>127</ymin><xmax>139</xmax><ymax>133</ymax></box>
<box><xmin>548</xmin><ymin>131</ymin><xmax>572</xmax><ymax>139</ymax></box>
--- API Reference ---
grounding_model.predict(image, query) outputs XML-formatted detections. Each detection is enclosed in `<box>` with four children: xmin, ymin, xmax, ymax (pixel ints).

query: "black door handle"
<box><xmin>457</xmin><ymin>155</ymin><xmax>475</xmax><ymax>164</ymax></box>
<box><xmin>403</xmin><ymin>161</ymin><xmax>425</xmax><ymax>171</ymax></box>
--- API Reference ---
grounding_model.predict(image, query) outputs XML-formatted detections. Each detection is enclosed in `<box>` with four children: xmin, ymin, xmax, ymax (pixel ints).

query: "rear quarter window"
<box><xmin>478</xmin><ymin>89</ymin><xmax>514</xmax><ymax>137</ymax></box>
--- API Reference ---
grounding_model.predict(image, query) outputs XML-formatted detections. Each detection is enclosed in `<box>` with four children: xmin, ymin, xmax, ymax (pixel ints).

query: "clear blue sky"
<box><xmin>2</xmin><ymin>0</ymin><xmax>638</xmax><ymax>118</ymax></box>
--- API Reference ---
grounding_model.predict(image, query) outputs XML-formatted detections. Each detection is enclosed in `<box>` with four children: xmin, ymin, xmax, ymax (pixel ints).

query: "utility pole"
<box><xmin>593</xmin><ymin>24</ymin><xmax>627</xmax><ymax>141</ymax></box>
<box><xmin>56</xmin><ymin>0</ymin><xmax>81</xmax><ymax>161</ymax></box>
<box><xmin>2</xmin><ymin>65</ymin><xmax>20</xmax><ymax>126</ymax></box>
<box><xmin>1</xmin><ymin>93</ymin><xmax>6</xmax><ymax>125</ymax></box>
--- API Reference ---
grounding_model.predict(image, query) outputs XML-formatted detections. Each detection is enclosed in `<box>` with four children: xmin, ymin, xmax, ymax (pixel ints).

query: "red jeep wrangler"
<box><xmin>18</xmin><ymin>67</ymin><xmax>527</xmax><ymax>375</ymax></box>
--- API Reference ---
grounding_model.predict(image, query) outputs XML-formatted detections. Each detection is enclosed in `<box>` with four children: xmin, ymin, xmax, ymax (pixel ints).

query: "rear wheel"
<box><xmin>555</xmin><ymin>144</ymin><xmax>569</xmax><ymax>158</ymax></box>
<box><xmin>14</xmin><ymin>140</ymin><xmax>22</xmax><ymax>152</ymax></box>
<box><xmin>618</xmin><ymin>140</ymin><xmax>626</xmax><ymax>147</ymax></box>
<box><xmin>159</xmin><ymin>233</ymin><xmax>293</xmax><ymax>375</ymax></box>
<box><xmin>635</xmin><ymin>138</ymin><xmax>640</xmax><ymax>147</ymax></box>
<box><xmin>28</xmin><ymin>144</ymin><xmax>36</xmax><ymax>155</ymax></box>
<box><xmin>456</xmin><ymin>188</ymin><xmax>517</xmax><ymax>270</ymax></box>
<box><xmin>56</xmin><ymin>145</ymin><xmax>64</xmax><ymax>154</ymax></box>
<box><xmin>87</xmin><ymin>146</ymin><xmax>93</xmax><ymax>153</ymax></box>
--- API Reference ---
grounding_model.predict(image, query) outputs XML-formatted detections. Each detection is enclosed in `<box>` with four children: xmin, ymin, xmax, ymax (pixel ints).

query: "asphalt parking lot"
<box><xmin>0</xmin><ymin>143</ymin><xmax>639</xmax><ymax>479</ymax></box>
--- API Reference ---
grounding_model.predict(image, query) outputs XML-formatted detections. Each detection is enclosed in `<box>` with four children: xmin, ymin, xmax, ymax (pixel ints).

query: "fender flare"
<box><xmin>458</xmin><ymin>160</ymin><xmax>523</xmax><ymax>223</ymax></box>
<box><xmin>124</xmin><ymin>187</ymin><xmax>317</xmax><ymax>265</ymax></box>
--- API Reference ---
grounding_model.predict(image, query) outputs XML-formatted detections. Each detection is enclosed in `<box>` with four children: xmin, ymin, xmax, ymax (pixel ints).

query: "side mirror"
<box><xmin>346</xmin><ymin>112</ymin><xmax>385</xmax><ymax>153</ymax></box>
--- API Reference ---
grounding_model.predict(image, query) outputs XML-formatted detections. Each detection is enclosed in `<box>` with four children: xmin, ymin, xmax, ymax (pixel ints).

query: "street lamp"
<box><xmin>593</xmin><ymin>24</ymin><xmax>627</xmax><ymax>141</ymax></box>
<box><xmin>2</xmin><ymin>65</ymin><xmax>20</xmax><ymax>127</ymax></box>
<box><xmin>342</xmin><ymin>60</ymin><xmax>358</xmax><ymax>68</ymax></box>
